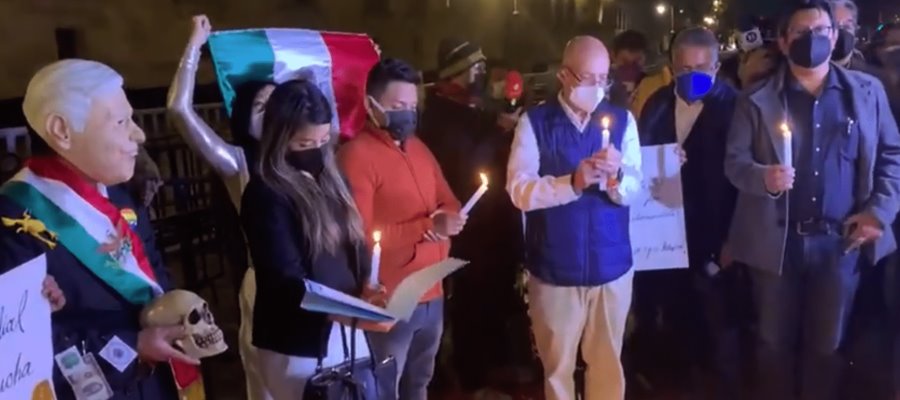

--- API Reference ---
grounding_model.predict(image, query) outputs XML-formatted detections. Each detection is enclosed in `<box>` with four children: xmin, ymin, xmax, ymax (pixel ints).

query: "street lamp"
<box><xmin>656</xmin><ymin>3</ymin><xmax>675</xmax><ymax>33</ymax></box>
<box><xmin>703</xmin><ymin>16</ymin><xmax>716</xmax><ymax>25</ymax></box>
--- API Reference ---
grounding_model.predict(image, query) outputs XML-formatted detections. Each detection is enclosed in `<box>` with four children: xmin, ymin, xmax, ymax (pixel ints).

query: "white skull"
<box><xmin>140</xmin><ymin>290</ymin><xmax>227</xmax><ymax>359</ymax></box>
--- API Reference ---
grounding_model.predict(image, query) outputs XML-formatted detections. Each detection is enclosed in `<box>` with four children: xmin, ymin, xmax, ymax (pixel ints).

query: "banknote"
<box><xmin>53</xmin><ymin>346</ymin><xmax>113</xmax><ymax>400</ymax></box>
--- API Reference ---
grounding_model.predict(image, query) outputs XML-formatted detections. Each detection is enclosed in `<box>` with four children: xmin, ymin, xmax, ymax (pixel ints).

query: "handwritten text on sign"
<box><xmin>0</xmin><ymin>255</ymin><xmax>55</xmax><ymax>400</ymax></box>
<box><xmin>629</xmin><ymin>144</ymin><xmax>689</xmax><ymax>271</ymax></box>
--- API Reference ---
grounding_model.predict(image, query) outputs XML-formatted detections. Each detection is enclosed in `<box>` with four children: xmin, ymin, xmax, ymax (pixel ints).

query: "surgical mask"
<box><xmin>675</xmin><ymin>71</ymin><xmax>715</xmax><ymax>103</ymax></box>
<box><xmin>369</xmin><ymin>97</ymin><xmax>417</xmax><ymax>141</ymax></box>
<box><xmin>568</xmin><ymin>85</ymin><xmax>606</xmax><ymax>113</ymax></box>
<box><xmin>286</xmin><ymin>147</ymin><xmax>325</xmax><ymax>176</ymax></box>
<box><xmin>788</xmin><ymin>32</ymin><xmax>832</xmax><ymax>69</ymax></box>
<box><xmin>249</xmin><ymin>112</ymin><xmax>264</xmax><ymax>140</ymax></box>
<box><xmin>832</xmin><ymin>29</ymin><xmax>856</xmax><ymax>61</ymax></box>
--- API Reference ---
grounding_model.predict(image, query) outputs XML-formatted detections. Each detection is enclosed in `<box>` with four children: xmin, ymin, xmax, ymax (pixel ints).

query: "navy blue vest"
<box><xmin>524</xmin><ymin>99</ymin><xmax>633</xmax><ymax>287</ymax></box>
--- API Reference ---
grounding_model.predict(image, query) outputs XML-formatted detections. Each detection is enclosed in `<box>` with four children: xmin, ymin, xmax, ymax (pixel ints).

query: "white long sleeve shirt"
<box><xmin>506</xmin><ymin>97</ymin><xmax>643</xmax><ymax>212</ymax></box>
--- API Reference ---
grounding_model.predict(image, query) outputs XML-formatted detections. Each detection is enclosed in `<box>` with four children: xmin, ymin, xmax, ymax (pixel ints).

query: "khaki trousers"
<box><xmin>527</xmin><ymin>268</ymin><xmax>634</xmax><ymax>400</ymax></box>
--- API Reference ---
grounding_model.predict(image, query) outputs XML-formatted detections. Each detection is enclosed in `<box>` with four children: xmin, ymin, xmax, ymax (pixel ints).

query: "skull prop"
<box><xmin>140</xmin><ymin>290</ymin><xmax>227</xmax><ymax>359</ymax></box>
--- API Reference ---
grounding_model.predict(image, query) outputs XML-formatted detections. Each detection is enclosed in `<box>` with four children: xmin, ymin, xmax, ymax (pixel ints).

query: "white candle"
<box><xmin>780</xmin><ymin>122</ymin><xmax>792</xmax><ymax>167</ymax></box>
<box><xmin>601</xmin><ymin>116</ymin><xmax>611</xmax><ymax>149</ymax></box>
<box><xmin>369</xmin><ymin>230</ymin><xmax>382</xmax><ymax>286</ymax></box>
<box><xmin>461</xmin><ymin>173</ymin><xmax>489</xmax><ymax>215</ymax></box>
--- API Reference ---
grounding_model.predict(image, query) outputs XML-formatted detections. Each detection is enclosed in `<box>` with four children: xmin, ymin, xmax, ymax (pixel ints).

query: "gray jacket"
<box><xmin>725</xmin><ymin>64</ymin><xmax>900</xmax><ymax>273</ymax></box>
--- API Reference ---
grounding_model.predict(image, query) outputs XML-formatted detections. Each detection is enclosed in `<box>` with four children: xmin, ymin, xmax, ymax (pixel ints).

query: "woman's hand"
<box><xmin>362</xmin><ymin>284</ymin><xmax>388</xmax><ymax>308</ymax></box>
<box><xmin>42</xmin><ymin>275</ymin><xmax>66</xmax><ymax>312</ymax></box>
<box><xmin>188</xmin><ymin>15</ymin><xmax>212</xmax><ymax>48</ymax></box>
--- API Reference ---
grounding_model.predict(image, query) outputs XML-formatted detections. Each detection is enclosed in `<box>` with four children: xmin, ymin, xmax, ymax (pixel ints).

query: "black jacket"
<box><xmin>0</xmin><ymin>184</ymin><xmax>178</xmax><ymax>400</ymax></box>
<box><xmin>638</xmin><ymin>81</ymin><xmax>738</xmax><ymax>267</ymax></box>
<box><xmin>240</xmin><ymin>176</ymin><xmax>369</xmax><ymax>358</ymax></box>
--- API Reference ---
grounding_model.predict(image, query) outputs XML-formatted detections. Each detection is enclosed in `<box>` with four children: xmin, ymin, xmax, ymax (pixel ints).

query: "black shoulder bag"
<box><xmin>302</xmin><ymin>242</ymin><xmax>398</xmax><ymax>400</ymax></box>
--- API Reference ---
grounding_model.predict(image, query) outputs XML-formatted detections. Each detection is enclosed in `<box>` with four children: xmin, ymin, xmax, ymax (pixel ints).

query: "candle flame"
<box><xmin>373</xmin><ymin>230</ymin><xmax>382</xmax><ymax>243</ymax></box>
<box><xmin>601</xmin><ymin>116</ymin><xmax>611</xmax><ymax>129</ymax></box>
<box><xmin>479</xmin><ymin>172</ymin><xmax>489</xmax><ymax>186</ymax></box>
<box><xmin>780</xmin><ymin>123</ymin><xmax>791</xmax><ymax>134</ymax></box>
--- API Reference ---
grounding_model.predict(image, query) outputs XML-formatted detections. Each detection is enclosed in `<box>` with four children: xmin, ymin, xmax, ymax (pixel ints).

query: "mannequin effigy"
<box><xmin>166</xmin><ymin>15</ymin><xmax>275</xmax><ymax>400</ymax></box>
<box><xmin>0</xmin><ymin>59</ymin><xmax>206</xmax><ymax>400</ymax></box>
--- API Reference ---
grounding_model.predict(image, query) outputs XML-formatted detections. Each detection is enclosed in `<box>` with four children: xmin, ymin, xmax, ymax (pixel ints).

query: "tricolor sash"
<box><xmin>1</xmin><ymin>158</ymin><xmax>162</xmax><ymax>304</ymax></box>
<box><xmin>0</xmin><ymin>157</ymin><xmax>204</xmax><ymax>398</ymax></box>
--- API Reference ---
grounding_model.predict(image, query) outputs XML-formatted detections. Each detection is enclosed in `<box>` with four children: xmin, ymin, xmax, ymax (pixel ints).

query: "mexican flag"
<box><xmin>207</xmin><ymin>28</ymin><xmax>379</xmax><ymax>140</ymax></box>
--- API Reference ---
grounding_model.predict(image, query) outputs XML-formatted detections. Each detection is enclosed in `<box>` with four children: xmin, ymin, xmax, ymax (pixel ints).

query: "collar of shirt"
<box><xmin>786</xmin><ymin>66</ymin><xmax>843</xmax><ymax>93</ymax></box>
<box><xmin>556</xmin><ymin>93</ymin><xmax>592</xmax><ymax>132</ymax></box>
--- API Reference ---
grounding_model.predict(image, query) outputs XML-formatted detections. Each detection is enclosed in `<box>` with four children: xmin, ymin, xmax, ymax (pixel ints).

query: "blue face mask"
<box><xmin>675</xmin><ymin>71</ymin><xmax>714</xmax><ymax>103</ymax></box>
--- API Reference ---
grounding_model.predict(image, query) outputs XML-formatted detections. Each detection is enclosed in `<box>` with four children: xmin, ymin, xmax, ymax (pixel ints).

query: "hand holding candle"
<box><xmin>460</xmin><ymin>172</ymin><xmax>489</xmax><ymax>215</ymax></box>
<box><xmin>779</xmin><ymin>122</ymin><xmax>793</xmax><ymax>167</ymax></box>
<box><xmin>369</xmin><ymin>231</ymin><xmax>382</xmax><ymax>286</ymax></box>
<box><xmin>599</xmin><ymin>116</ymin><xmax>618</xmax><ymax>190</ymax></box>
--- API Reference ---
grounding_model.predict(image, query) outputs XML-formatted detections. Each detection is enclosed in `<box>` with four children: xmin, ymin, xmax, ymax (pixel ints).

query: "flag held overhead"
<box><xmin>207</xmin><ymin>28</ymin><xmax>379</xmax><ymax>139</ymax></box>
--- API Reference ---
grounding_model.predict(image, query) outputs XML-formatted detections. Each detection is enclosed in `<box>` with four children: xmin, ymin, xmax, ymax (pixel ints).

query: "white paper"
<box><xmin>302</xmin><ymin>258</ymin><xmax>469</xmax><ymax>322</ymax></box>
<box><xmin>0</xmin><ymin>254</ymin><xmax>56</xmax><ymax>400</ymax></box>
<box><xmin>385</xmin><ymin>258</ymin><xmax>468</xmax><ymax>320</ymax></box>
<box><xmin>629</xmin><ymin>144</ymin><xmax>689</xmax><ymax>271</ymax></box>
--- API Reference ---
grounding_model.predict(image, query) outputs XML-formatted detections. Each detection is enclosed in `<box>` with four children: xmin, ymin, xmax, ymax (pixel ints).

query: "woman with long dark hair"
<box><xmin>166</xmin><ymin>15</ymin><xmax>275</xmax><ymax>400</ymax></box>
<box><xmin>242</xmin><ymin>78</ymin><xmax>384</xmax><ymax>398</ymax></box>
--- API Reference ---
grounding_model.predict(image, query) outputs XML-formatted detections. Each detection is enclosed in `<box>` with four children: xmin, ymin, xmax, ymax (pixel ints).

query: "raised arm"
<box><xmin>166</xmin><ymin>15</ymin><xmax>247</xmax><ymax>182</ymax></box>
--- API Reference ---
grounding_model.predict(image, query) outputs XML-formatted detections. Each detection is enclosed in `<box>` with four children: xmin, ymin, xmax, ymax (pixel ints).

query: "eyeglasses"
<box><xmin>787</xmin><ymin>25</ymin><xmax>834</xmax><ymax>37</ymax></box>
<box><xmin>565</xmin><ymin>68</ymin><xmax>612</xmax><ymax>89</ymax></box>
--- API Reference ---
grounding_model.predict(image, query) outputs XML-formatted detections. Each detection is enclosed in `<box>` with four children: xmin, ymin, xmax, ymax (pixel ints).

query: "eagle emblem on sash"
<box><xmin>1</xmin><ymin>210</ymin><xmax>58</xmax><ymax>249</ymax></box>
<box><xmin>99</xmin><ymin>219</ymin><xmax>133</xmax><ymax>269</ymax></box>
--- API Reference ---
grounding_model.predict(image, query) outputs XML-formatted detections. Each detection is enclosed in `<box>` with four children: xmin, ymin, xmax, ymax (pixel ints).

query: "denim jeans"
<box><xmin>367</xmin><ymin>299</ymin><xmax>444</xmax><ymax>400</ymax></box>
<box><xmin>751</xmin><ymin>232</ymin><xmax>861</xmax><ymax>400</ymax></box>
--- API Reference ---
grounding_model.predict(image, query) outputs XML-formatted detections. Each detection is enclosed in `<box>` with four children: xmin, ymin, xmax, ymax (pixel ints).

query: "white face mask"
<box><xmin>249</xmin><ymin>111</ymin><xmax>264</xmax><ymax>140</ymax></box>
<box><xmin>568</xmin><ymin>85</ymin><xmax>606</xmax><ymax>113</ymax></box>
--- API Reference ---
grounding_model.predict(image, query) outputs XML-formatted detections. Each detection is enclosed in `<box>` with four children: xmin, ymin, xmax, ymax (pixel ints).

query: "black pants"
<box><xmin>696</xmin><ymin>263</ymin><xmax>754</xmax><ymax>400</ymax></box>
<box><xmin>751</xmin><ymin>233</ymin><xmax>861</xmax><ymax>400</ymax></box>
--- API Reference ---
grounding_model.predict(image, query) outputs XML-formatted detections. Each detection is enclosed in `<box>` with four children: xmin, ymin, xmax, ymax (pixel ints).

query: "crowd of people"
<box><xmin>5</xmin><ymin>0</ymin><xmax>900</xmax><ymax>399</ymax></box>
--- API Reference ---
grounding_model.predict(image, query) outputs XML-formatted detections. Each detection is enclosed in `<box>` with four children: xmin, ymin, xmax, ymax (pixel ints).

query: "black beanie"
<box><xmin>437</xmin><ymin>37</ymin><xmax>486</xmax><ymax>79</ymax></box>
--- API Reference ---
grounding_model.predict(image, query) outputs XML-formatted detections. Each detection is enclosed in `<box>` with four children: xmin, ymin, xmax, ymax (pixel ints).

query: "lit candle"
<box><xmin>780</xmin><ymin>122</ymin><xmax>792</xmax><ymax>167</ymax></box>
<box><xmin>461</xmin><ymin>173</ymin><xmax>489</xmax><ymax>215</ymax></box>
<box><xmin>600</xmin><ymin>116</ymin><xmax>618</xmax><ymax>189</ymax></box>
<box><xmin>369</xmin><ymin>231</ymin><xmax>382</xmax><ymax>286</ymax></box>
<box><xmin>600</xmin><ymin>116</ymin><xmax>611</xmax><ymax>149</ymax></box>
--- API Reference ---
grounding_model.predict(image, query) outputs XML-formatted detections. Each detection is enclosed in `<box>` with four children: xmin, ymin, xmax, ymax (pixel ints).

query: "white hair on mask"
<box><xmin>22</xmin><ymin>59</ymin><xmax>124</xmax><ymax>138</ymax></box>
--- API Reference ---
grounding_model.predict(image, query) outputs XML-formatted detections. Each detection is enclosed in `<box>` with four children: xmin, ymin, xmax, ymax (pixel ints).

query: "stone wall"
<box><xmin>0</xmin><ymin>0</ymin><xmax>615</xmax><ymax>100</ymax></box>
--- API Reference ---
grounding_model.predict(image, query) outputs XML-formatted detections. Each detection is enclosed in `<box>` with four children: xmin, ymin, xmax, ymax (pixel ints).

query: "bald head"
<box><xmin>563</xmin><ymin>36</ymin><xmax>609</xmax><ymax>67</ymax></box>
<box><xmin>559</xmin><ymin>36</ymin><xmax>611</xmax><ymax>106</ymax></box>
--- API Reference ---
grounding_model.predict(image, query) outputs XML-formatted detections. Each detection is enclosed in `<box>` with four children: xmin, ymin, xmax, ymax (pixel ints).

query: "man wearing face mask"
<box><xmin>337</xmin><ymin>58</ymin><xmax>464</xmax><ymax>400</ymax></box>
<box><xmin>609</xmin><ymin>30</ymin><xmax>648</xmax><ymax>108</ymax></box>
<box><xmin>506</xmin><ymin>36</ymin><xmax>642</xmax><ymax>400</ymax></box>
<box><xmin>725</xmin><ymin>2</ymin><xmax>900</xmax><ymax>399</ymax></box>
<box><xmin>636</xmin><ymin>27</ymin><xmax>742</xmax><ymax>399</ymax></box>
<box><xmin>418</xmin><ymin>38</ymin><xmax>525</xmax><ymax>392</ymax></box>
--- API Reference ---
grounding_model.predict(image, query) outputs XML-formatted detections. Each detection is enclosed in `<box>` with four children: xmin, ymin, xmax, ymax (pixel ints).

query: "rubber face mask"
<box><xmin>788</xmin><ymin>32</ymin><xmax>833</xmax><ymax>69</ymax></box>
<box><xmin>675</xmin><ymin>71</ymin><xmax>715</xmax><ymax>103</ymax></box>
<box><xmin>568</xmin><ymin>85</ymin><xmax>606</xmax><ymax>113</ymax></box>
<box><xmin>831</xmin><ymin>29</ymin><xmax>856</xmax><ymax>61</ymax></box>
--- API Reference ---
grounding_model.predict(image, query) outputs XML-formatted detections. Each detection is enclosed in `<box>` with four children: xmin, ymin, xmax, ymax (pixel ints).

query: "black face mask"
<box><xmin>382</xmin><ymin>109</ymin><xmax>417</xmax><ymax>141</ymax></box>
<box><xmin>788</xmin><ymin>32</ymin><xmax>833</xmax><ymax>69</ymax></box>
<box><xmin>832</xmin><ymin>29</ymin><xmax>856</xmax><ymax>61</ymax></box>
<box><xmin>286</xmin><ymin>147</ymin><xmax>325</xmax><ymax>176</ymax></box>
